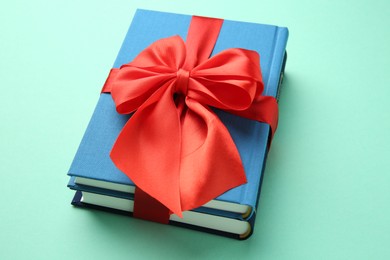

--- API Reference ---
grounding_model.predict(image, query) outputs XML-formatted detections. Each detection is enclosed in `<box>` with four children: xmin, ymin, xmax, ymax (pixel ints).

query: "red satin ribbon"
<box><xmin>102</xmin><ymin>16</ymin><xmax>278</xmax><ymax>221</ymax></box>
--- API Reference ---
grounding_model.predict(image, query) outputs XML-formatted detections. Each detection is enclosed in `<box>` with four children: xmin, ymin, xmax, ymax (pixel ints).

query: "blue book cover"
<box><xmin>68</xmin><ymin>9</ymin><xmax>288</xmax><ymax>239</ymax></box>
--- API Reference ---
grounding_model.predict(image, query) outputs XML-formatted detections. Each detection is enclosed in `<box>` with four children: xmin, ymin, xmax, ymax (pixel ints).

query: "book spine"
<box><xmin>264</xmin><ymin>27</ymin><xmax>289</xmax><ymax>97</ymax></box>
<box><xmin>241</xmin><ymin>26</ymin><xmax>289</xmax><ymax>215</ymax></box>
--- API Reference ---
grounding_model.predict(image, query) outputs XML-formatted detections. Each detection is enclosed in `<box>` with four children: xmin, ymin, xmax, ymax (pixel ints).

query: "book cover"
<box><xmin>68</xmin><ymin>9</ymin><xmax>288</xmax><ymax>239</ymax></box>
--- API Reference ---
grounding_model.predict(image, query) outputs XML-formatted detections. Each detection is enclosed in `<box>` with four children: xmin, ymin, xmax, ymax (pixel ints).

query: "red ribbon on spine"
<box><xmin>102</xmin><ymin>16</ymin><xmax>278</xmax><ymax>222</ymax></box>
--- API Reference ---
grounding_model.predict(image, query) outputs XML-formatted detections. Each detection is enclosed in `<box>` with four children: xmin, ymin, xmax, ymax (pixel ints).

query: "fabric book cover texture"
<box><xmin>68</xmin><ymin>9</ymin><xmax>288</xmax><ymax>239</ymax></box>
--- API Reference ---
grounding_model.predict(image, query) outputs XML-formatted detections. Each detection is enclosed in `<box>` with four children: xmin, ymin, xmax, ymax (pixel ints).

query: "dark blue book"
<box><xmin>68</xmin><ymin>9</ymin><xmax>288</xmax><ymax>239</ymax></box>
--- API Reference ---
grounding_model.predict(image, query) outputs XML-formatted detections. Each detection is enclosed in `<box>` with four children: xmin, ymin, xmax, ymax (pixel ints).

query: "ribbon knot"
<box><xmin>102</xmin><ymin>16</ymin><xmax>279</xmax><ymax>218</ymax></box>
<box><xmin>175</xmin><ymin>69</ymin><xmax>190</xmax><ymax>96</ymax></box>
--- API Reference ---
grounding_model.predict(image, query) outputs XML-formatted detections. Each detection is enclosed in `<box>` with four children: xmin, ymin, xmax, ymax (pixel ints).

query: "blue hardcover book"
<box><xmin>68</xmin><ymin>9</ymin><xmax>288</xmax><ymax>239</ymax></box>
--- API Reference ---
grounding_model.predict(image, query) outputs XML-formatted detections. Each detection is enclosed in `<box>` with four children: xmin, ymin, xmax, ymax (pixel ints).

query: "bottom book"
<box><xmin>71</xmin><ymin>190</ymin><xmax>255</xmax><ymax>239</ymax></box>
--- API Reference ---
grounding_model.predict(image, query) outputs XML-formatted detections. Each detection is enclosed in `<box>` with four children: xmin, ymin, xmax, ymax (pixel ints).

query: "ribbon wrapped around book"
<box><xmin>101</xmin><ymin>16</ymin><xmax>278</xmax><ymax>223</ymax></box>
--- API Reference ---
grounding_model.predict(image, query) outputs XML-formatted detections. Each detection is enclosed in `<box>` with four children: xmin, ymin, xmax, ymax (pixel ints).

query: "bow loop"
<box><xmin>186</xmin><ymin>48</ymin><xmax>263</xmax><ymax>111</ymax></box>
<box><xmin>112</xmin><ymin>67</ymin><xmax>175</xmax><ymax>114</ymax></box>
<box><xmin>111</xmin><ymin>36</ymin><xmax>187</xmax><ymax>114</ymax></box>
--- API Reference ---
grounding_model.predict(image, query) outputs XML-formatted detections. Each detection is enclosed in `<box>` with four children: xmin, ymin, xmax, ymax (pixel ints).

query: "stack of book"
<box><xmin>67</xmin><ymin>9</ymin><xmax>288</xmax><ymax>239</ymax></box>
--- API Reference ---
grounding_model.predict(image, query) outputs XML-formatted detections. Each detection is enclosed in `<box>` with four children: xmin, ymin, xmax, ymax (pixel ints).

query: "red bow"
<box><xmin>102</xmin><ymin>17</ymin><xmax>278</xmax><ymax>218</ymax></box>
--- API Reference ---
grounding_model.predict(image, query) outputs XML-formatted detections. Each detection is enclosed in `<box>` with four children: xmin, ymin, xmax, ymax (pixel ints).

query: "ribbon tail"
<box><xmin>179</xmin><ymin>98</ymin><xmax>247</xmax><ymax>211</ymax></box>
<box><xmin>110</xmin><ymin>83</ymin><xmax>183</xmax><ymax>217</ymax></box>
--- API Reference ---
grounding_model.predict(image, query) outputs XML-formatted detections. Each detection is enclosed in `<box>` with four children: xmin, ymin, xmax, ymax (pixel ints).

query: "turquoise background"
<box><xmin>1</xmin><ymin>1</ymin><xmax>389</xmax><ymax>259</ymax></box>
